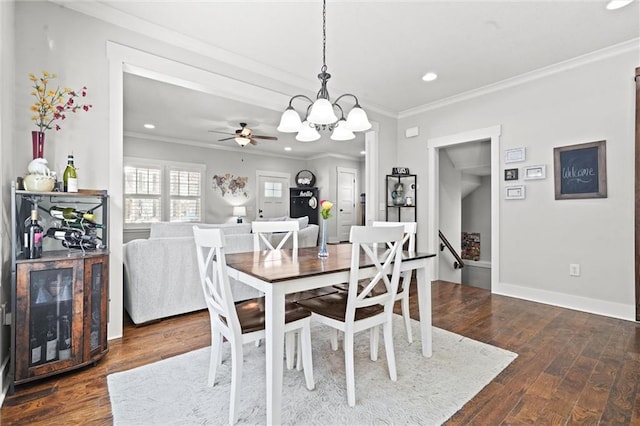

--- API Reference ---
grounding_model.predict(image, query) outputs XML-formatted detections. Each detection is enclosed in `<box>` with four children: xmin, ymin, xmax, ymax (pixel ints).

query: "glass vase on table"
<box><xmin>318</xmin><ymin>219</ymin><xmax>328</xmax><ymax>258</ymax></box>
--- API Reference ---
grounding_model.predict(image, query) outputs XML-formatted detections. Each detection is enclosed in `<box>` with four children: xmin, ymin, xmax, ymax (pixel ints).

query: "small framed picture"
<box><xmin>504</xmin><ymin>168</ymin><xmax>519</xmax><ymax>181</ymax></box>
<box><xmin>505</xmin><ymin>185</ymin><xmax>525</xmax><ymax>200</ymax></box>
<box><xmin>523</xmin><ymin>165</ymin><xmax>546</xmax><ymax>180</ymax></box>
<box><xmin>505</xmin><ymin>147</ymin><xmax>526</xmax><ymax>163</ymax></box>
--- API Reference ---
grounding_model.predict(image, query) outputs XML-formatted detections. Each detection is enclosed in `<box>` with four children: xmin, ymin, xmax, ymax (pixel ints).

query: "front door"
<box><xmin>337</xmin><ymin>167</ymin><xmax>357</xmax><ymax>241</ymax></box>
<box><xmin>256</xmin><ymin>171</ymin><xmax>290</xmax><ymax>219</ymax></box>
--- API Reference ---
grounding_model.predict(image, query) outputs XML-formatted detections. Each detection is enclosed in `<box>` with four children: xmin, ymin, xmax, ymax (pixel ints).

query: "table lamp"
<box><xmin>233</xmin><ymin>206</ymin><xmax>247</xmax><ymax>223</ymax></box>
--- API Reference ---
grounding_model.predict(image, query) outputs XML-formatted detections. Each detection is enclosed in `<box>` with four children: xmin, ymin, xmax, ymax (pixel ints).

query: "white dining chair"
<box><xmin>251</xmin><ymin>220</ymin><xmax>299</xmax><ymax>252</ymax></box>
<box><xmin>193</xmin><ymin>226</ymin><xmax>314</xmax><ymax>424</ymax></box>
<box><xmin>296</xmin><ymin>225</ymin><xmax>404</xmax><ymax>407</ymax></box>
<box><xmin>372</xmin><ymin>221</ymin><xmax>417</xmax><ymax>343</ymax></box>
<box><xmin>251</xmin><ymin>220</ymin><xmax>302</xmax><ymax>366</ymax></box>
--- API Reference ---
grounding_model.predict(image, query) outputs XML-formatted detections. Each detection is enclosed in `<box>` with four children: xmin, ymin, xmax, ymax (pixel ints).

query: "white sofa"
<box><xmin>123</xmin><ymin>218</ymin><xmax>319</xmax><ymax>325</ymax></box>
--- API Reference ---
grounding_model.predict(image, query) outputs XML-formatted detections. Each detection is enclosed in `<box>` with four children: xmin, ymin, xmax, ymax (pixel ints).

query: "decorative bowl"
<box><xmin>23</xmin><ymin>174</ymin><xmax>56</xmax><ymax>192</ymax></box>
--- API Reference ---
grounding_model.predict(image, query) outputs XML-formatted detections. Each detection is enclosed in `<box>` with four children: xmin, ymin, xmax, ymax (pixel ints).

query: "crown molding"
<box><xmin>399</xmin><ymin>38</ymin><xmax>640</xmax><ymax>119</ymax></box>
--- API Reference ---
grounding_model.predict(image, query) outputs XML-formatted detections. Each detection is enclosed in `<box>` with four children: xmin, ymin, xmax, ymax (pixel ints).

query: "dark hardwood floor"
<box><xmin>2</xmin><ymin>280</ymin><xmax>640</xmax><ymax>425</ymax></box>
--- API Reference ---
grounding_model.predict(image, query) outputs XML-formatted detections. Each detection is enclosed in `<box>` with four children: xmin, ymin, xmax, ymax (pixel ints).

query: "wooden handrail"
<box><xmin>438</xmin><ymin>230</ymin><xmax>465</xmax><ymax>269</ymax></box>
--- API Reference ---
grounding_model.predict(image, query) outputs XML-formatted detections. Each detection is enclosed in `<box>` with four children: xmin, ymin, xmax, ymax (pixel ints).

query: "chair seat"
<box><xmin>234</xmin><ymin>297</ymin><xmax>311</xmax><ymax>334</ymax></box>
<box><xmin>296</xmin><ymin>292</ymin><xmax>384</xmax><ymax>322</ymax></box>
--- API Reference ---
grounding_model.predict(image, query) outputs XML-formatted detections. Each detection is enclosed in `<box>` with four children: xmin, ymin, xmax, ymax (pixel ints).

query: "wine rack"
<box><xmin>9</xmin><ymin>182</ymin><xmax>109</xmax><ymax>389</ymax></box>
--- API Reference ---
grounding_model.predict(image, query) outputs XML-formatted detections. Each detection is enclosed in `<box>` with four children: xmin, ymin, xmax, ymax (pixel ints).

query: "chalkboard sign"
<box><xmin>553</xmin><ymin>140</ymin><xmax>607</xmax><ymax>200</ymax></box>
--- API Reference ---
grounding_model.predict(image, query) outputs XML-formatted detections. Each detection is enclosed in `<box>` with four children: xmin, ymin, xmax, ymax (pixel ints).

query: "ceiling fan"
<box><xmin>208</xmin><ymin>122</ymin><xmax>278</xmax><ymax>147</ymax></box>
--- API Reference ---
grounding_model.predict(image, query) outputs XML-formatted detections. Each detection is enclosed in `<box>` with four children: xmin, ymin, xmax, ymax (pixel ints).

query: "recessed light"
<box><xmin>422</xmin><ymin>72</ymin><xmax>438</xmax><ymax>82</ymax></box>
<box><xmin>606</xmin><ymin>0</ymin><xmax>633</xmax><ymax>10</ymax></box>
<box><xmin>143</xmin><ymin>123</ymin><xmax>155</xmax><ymax>129</ymax></box>
<box><xmin>284</xmin><ymin>147</ymin><xmax>292</xmax><ymax>151</ymax></box>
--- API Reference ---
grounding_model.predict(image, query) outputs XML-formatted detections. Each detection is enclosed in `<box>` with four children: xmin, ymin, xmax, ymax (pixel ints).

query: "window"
<box><xmin>264</xmin><ymin>181</ymin><xmax>283</xmax><ymax>198</ymax></box>
<box><xmin>124</xmin><ymin>158</ymin><xmax>204</xmax><ymax>226</ymax></box>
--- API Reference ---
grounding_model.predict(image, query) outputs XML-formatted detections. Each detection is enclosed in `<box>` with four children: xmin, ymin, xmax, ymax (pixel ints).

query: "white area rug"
<box><xmin>108</xmin><ymin>316</ymin><xmax>517</xmax><ymax>425</ymax></box>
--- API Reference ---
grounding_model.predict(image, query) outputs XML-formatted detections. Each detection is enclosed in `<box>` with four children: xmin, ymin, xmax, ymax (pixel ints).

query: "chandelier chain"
<box><xmin>322</xmin><ymin>0</ymin><xmax>326</xmax><ymax>69</ymax></box>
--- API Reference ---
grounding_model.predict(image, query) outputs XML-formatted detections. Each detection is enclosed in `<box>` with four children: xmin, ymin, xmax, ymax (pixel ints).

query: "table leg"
<box><xmin>265</xmin><ymin>286</ymin><xmax>285</xmax><ymax>425</ymax></box>
<box><xmin>416</xmin><ymin>265</ymin><xmax>433</xmax><ymax>357</ymax></box>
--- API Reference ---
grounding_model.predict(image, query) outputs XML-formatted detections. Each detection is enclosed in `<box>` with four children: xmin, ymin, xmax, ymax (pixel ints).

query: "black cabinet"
<box><xmin>290</xmin><ymin>187</ymin><xmax>319</xmax><ymax>225</ymax></box>
<box><xmin>385</xmin><ymin>174</ymin><xmax>417</xmax><ymax>222</ymax></box>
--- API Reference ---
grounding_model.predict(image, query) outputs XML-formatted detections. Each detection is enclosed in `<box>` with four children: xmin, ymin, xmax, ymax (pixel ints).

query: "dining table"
<box><xmin>224</xmin><ymin>243</ymin><xmax>436</xmax><ymax>425</ymax></box>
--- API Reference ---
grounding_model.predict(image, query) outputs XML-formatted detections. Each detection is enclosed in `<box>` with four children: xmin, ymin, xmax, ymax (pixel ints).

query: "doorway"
<box><xmin>427</xmin><ymin>126</ymin><xmax>502</xmax><ymax>290</ymax></box>
<box><xmin>336</xmin><ymin>167</ymin><xmax>357</xmax><ymax>242</ymax></box>
<box><xmin>256</xmin><ymin>171</ymin><xmax>290</xmax><ymax>219</ymax></box>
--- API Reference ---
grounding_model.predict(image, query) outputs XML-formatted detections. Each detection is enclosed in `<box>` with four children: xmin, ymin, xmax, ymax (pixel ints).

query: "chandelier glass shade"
<box><xmin>278</xmin><ymin>0</ymin><xmax>371</xmax><ymax>142</ymax></box>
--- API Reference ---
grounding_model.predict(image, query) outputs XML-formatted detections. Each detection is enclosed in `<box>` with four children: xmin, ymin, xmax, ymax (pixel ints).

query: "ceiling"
<box><xmin>69</xmin><ymin>1</ymin><xmax>639</xmax><ymax>159</ymax></box>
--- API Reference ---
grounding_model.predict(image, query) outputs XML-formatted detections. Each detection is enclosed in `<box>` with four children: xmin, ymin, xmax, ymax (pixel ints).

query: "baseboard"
<box><xmin>493</xmin><ymin>281</ymin><xmax>636</xmax><ymax>322</ymax></box>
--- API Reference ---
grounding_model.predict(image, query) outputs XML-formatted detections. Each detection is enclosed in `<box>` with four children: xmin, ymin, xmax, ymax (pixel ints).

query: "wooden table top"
<box><xmin>224</xmin><ymin>243</ymin><xmax>435</xmax><ymax>283</ymax></box>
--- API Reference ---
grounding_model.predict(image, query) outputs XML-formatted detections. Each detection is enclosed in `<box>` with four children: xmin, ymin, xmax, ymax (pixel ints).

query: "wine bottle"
<box><xmin>46</xmin><ymin>227</ymin><xmax>105</xmax><ymax>251</ymax></box>
<box><xmin>29</xmin><ymin>322</ymin><xmax>44</xmax><ymax>366</ymax></box>
<box><xmin>58</xmin><ymin>316</ymin><xmax>71</xmax><ymax>360</ymax></box>
<box><xmin>63</xmin><ymin>154</ymin><xmax>78</xmax><ymax>192</ymax></box>
<box><xmin>23</xmin><ymin>209</ymin><xmax>43</xmax><ymax>259</ymax></box>
<box><xmin>45</xmin><ymin>314</ymin><xmax>58</xmax><ymax>362</ymax></box>
<box><xmin>49</xmin><ymin>206</ymin><xmax>97</xmax><ymax>223</ymax></box>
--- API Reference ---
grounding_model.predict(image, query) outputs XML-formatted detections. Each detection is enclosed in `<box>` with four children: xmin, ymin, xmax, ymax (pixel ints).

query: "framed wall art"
<box><xmin>504</xmin><ymin>168</ymin><xmax>519</xmax><ymax>181</ymax></box>
<box><xmin>505</xmin><ymin>185</ymin><xmax>525</xmax><ymax>200</ymax></box>
<box><xmin>504</xmin><ymin>147</ymin><xmax>525</xmax><ymax>163</ymax></box>
<box><xmin>553</xmin><ymin>140</ymin><xmax>607</xmax><ymax>200</ymax></box>
<box><xmin>523</xmin><ymin>165</ymin><xmax>546</xmax><ymax>180</ymax></box>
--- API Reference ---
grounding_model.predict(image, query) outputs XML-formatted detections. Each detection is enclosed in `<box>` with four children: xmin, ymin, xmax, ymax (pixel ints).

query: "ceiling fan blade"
<box><xmin>218</xmin><ymin>137</ymin><xmax>235</xmax><ymax>141</ymax></box>
<box><xmin>252</xmin><ymin>135</ymin><xmax>278</xmax><ymax>140</ymax></box>
<box><xmin>250</xmin><ymin>138</ymin><xmax>258</xmax><ymax>145</ymax></box>
<box><xmin>209</xmin><ymin>130</ymin><xmax>235</xmax><ymax>135</ymax></box>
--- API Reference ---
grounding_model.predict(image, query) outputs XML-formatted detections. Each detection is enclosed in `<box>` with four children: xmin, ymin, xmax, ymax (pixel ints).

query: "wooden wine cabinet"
<box><xmin>10</xmin><ymin>183</ymin><xmax>109</xmax><ymax>389</ymax></box>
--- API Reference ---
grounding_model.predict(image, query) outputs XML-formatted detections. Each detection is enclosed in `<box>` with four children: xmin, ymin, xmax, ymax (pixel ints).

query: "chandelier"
<box><xmin>277</xmin><ymin>0</ymin><xmax>371</xmax><ymax>142</ymax></box>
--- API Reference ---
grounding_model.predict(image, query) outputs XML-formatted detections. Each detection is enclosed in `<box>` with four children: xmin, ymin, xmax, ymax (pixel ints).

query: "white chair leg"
<box><xmin>370</xmin><ymin>326</ymin><xmax>379</xmax><ymax>361</ymax></box>
<box><xmin>285</xmin><ymin>332</ymin><xmax>295</xmax><ymax>370</ymax></box>
<box><xmin>208</xmin><ymin>329</ymin><xmax>223</xmax><ymax>387</ymax></box>
<box><xmin>330</xmin><ymin>328</ymin><xmax>339</xmax><ymax>351</ymax></box>
<box><xmin>229</xmin><ymin>338</ymin><xmax>244</xmax><ymax>425</ymax></box>
<box><xmin>401</xmin><ymin>272</ymin><xmax>413</xmax><ymax>343</ymax></box>
<box><xmin>296</xmin><ymin>332</ymin><xmax>303</xmax><ymax>371</ymax></box>
<box><xmin>344</xmin><ymin>331</ymin><xmax>356</xmax><ymax>407</ymax></box>
<box><xmin>300</xmin><ymin>321</ymin><xmax>315</xmax><ymax>390</ymax></box>
<box><xmin>383</xmin><ymin>318</ymin><xmax>397</xmax><ymax>382</ymax></box>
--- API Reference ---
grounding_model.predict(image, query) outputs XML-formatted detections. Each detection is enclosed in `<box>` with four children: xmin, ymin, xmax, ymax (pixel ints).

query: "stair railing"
<box><xmin>438</xmin><ymin>230</ymin><xmax>465</xmax><ymax>269</ymax></box>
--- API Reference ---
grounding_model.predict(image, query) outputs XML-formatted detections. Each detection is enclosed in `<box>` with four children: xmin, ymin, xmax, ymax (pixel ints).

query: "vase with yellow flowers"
<box><xmin>318</xmin><ymin>200</ymin><xmax>333</xmax><ymax>258</ymax></box>
<box><xmin>29</xmin><ymin>71</ymin><xmax>92</xmax><ymax>159</ymax></box>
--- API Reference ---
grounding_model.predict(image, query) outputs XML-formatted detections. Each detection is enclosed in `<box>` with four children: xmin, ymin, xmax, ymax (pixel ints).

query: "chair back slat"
<box><xmin>345</xmin><ymin>225</ymin><xmax>404</xmax><ymax>320</ymax></box>
<box><xmin>372</xmin><ymin>221</ymin><xmax>417</xmax><ymax>252</ymax></box>
<box><xmin>193</xmin><ymin>226</ymin><xmax>242</xmax><ymax>338</ymax></box>
<box><xmin>251</xmin><ymin>221</ymin><xmax>300</xmax><ymax>252</ymax></box>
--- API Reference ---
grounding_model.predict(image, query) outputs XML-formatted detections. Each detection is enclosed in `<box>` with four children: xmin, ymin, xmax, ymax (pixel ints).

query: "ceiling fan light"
<box><xmin>277</xmin><ymin>107</ymin><xmax>303</xmax><ymax>133</ymax></box>
<box><xmin>235</xmin><ymin>136</ymin><xmax>251</xmax><ymax>146</ymax></box>
<box><xmin>296</xmin><ymin>121</ymin><xmax>321</xmax><ymax>142</ymax></box>
<box><xmin>307</xmin><ymin>98</ymin><xmax>338</xmax><ymax>125</ymax></box>
<box><xmin>330</xmin><ymin>120</ymin><xmax>355</xmax><ymax>141</ymax></box>
<box><xmin>345</xmin><ymin>106</ymin><xmax>372</xmax><ymax>132</ymax></box>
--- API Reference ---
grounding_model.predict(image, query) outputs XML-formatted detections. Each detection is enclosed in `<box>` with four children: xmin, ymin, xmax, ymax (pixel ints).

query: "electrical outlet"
<box><xmin>569</xmin><ymin>264</ymin><xmax>580</xmax><ymax>277</ymax></box>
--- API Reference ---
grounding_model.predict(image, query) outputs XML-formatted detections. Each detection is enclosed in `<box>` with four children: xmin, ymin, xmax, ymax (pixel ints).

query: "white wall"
<box><xmin>462</xmin><ymin>175</ymin><xmax>491</xmax><ymax>262</ymax></box>
<box><xmin>438</xmin><ymin>150</ymin><xmax>462</xmax><ymax>283</ymax></box>
<box><xmin>398</xmin><ymin>43</ymin><xmax>639</xmax><ymax>320</ymax></box>
<box><xmin>0</xmin><ymin>0</ymin><xmax>15</xmax><ymax>403</ymax></box>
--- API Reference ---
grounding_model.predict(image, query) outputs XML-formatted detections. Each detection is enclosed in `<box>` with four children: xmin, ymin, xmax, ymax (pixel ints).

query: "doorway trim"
<box><xmin>107</xmin><ymin>41</ymin><xmax>379</xmax><ymax>338</ymax></box>
<box><xmin>426</xmin><ymin>125</ymin><xmax>502</xmax><ymax>288</ymax></box>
